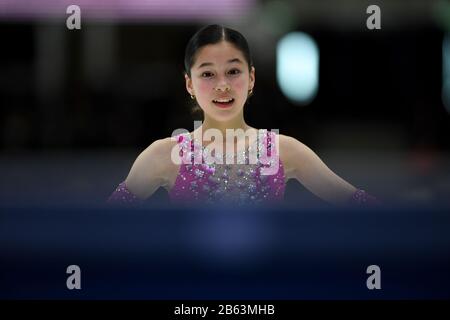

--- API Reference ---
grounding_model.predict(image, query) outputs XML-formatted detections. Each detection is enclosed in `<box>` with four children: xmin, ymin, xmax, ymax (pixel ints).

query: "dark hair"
<box><xmin>184</xmin><ymin>24</ymin><xmax>253</xmax><ymax>78</ymax></box>
<box><xmin>184</xmin><ymin>24</ymin><xmax>254</xmax><ymax>116</ymax></box>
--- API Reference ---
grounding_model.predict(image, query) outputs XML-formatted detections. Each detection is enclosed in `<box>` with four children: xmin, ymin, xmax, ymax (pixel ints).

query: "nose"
<box><xmin>214</xmin><ymin>77</ymin><xmax>231</xmax><ymax>92</ymax></box>
<box><xmin>215</xmin><ymin>86</ymin><xmax>230</xmax><ymax>92</ymax></box>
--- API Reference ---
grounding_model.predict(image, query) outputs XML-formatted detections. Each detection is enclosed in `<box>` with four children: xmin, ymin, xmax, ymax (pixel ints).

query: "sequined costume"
<box><xmin>107</xmin><ymin>181</ymin><xmax>143</xmax><ymax>206</ymax></box>
<box><xmin>107</xmin><ymin>130</ymin><xmax>380</xmax><ymax>207</ymax></box>
<box><xmin>168</xmin><ymin>130</ymin><xmax>285</xmax><ymax>205</ymax></box>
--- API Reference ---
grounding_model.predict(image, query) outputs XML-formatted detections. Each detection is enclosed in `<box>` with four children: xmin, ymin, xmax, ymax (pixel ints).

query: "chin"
<box><xmin>209</xmin><ymin>109</ymin><xmax>243</xmax><ymax>122</ymax></box>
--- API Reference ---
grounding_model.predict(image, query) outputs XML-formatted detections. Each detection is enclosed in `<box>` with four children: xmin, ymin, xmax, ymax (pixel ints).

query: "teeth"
<box><xmin>214</xmin><ymin>98</ymin><xmax>233</xmax><ymax>103</ymax></box>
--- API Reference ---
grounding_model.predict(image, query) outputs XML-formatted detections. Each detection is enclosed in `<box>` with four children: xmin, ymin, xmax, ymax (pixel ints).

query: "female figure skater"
<box><xmin>108</xmin><ymin>25</ymin><xmax>378</xmax><ymax>206</ymax></box>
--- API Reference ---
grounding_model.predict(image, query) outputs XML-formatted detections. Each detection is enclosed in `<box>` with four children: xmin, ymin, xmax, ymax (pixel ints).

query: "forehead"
<box><xmin>193</xmin><ymin>41</ymin><xmax>247</xmax><ymax>68</ymax></box>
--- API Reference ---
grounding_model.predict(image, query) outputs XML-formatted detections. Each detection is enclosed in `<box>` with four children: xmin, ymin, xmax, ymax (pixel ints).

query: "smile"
<box><xmin>212</xmin><ymin>98</ymin><xmax>235</xmax><ymax>108</ymax></box>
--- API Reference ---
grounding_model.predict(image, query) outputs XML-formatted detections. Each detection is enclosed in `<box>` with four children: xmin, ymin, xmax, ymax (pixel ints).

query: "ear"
<box><xmin>185</xmin><ymin>73</ymin><xmax>194</xmax><ymax>96</ymax></box>
<box><xmin>248</xmin><ymin>66</ymin><xmax>255</xmax><ymax>91</ymax></box>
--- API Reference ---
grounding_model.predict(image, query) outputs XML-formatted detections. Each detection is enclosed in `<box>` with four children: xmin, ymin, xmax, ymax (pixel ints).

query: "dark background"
<box><xmin>0</xmin><ymin>0</ymin><xmax>449</xmax><ymax>206</ymax></box>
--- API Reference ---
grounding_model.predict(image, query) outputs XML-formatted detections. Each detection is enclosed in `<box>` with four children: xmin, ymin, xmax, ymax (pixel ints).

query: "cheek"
<box><xmin>194</xmin><ymin>77</ymin><xmax>248</xmax><ymax>100</ymax></box>
<box><xmin>196</xmin><ymin>81</ymin><xmax>214</xmax><ymax>94</ymax></box>
<box><xmin>231</xmin><ymin>78</ymin><xmax>247</xmax><ymax>94</ymax></box>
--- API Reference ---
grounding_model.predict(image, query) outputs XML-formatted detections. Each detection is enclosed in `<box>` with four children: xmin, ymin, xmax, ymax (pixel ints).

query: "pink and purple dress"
<box><xmin>168</xmin><ymin>130</ymin><xmax>284</xmax><ymax>205</ymax></box>
<box><xmin>108</xmin><ymin>130</ymin><xmax>379</xmax><ymax>207</ymax></box>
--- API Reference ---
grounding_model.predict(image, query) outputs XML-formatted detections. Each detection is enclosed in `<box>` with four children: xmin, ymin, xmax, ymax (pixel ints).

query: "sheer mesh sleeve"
<box><xmin>348</xmin><ymin>189</ymin><xmax>381</xmax><ymax>207</ymax></box>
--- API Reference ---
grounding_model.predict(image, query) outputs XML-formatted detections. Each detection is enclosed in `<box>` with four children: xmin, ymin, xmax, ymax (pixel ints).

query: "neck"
<box><xmin>192</xmin><ymin>113</ymin><xmax>258</xmax><ymax>161</ymax></box>
<box><xmin>198</xmin><ymin>112</ymin><xmax>250</xmax><ymax>138</ymax></box>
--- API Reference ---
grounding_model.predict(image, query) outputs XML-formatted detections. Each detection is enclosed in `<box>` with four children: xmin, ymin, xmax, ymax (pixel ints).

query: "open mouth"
<box><xmin>212</xmin><ymin>98</ymin><xmax>235</xmax><ymax>108</ymax></box>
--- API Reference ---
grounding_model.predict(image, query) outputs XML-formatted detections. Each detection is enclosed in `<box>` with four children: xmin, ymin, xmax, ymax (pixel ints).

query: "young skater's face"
<box><xmin>185</xmin><ymin>41</ymin><xmax>255</xmax><ymax>122</ymax></box>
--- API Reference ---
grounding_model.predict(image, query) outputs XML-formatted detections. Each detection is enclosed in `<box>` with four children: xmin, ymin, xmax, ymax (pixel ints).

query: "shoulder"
<box><xmin>278</xmin><ymin>134</ymin><xmax>314</xmax><ymax>178</ymax></box>
<box><xmin>138</xmin><ymin>137</ymin><xmax>178</xmax><ymax>162</ymax></box>
<box><xmin>278</xmin><ymin>134</ymin><xmax>310</xmax><ymax>158</ymax></box>
<box><xmin>124</xmin><ymin>137</ymin><xmax>179</xmax><ymax>198</ymax></box>
<box><xmin>130</xmin><ymin>137</ymin><xmax>179</xmax><ymax>172</ymax></box>
<box><xmin>278</xmin><ymin>133</ymin><xmax>358</xmax><ymax>204</ymax></box>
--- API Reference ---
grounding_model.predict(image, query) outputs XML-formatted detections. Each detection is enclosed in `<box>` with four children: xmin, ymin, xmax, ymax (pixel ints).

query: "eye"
<box><xmin>201</xmin><ymin>72</ymin><xmax>213</xmax><ymax>78</ymax></box>
<box><xmin>228</xmin><ymin>69</ymin><xmax>241</xmax><ymax>75</ymax></box>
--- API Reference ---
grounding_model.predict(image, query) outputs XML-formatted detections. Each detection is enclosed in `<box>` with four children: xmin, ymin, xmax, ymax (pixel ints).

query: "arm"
<box><xmin>280</xmin><ymin>135</ymin><xmax>379</xmax><ymax>206</ymax></box>
<box><xmin>108</xmin><ymin>138</ymin><xmax>177</xmax><ymax>205</ymax></box>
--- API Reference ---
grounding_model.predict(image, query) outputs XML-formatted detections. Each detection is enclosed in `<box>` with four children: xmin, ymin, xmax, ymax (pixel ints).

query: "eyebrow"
<box><xmin>197</xmin><ymin>58</ymin><xmax>243</xmax><ymax>69</ymax></box>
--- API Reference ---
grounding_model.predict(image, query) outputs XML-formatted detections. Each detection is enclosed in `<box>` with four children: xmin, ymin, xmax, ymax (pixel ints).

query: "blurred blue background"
<box><xmin>1</xmin><ymin>206</ymin><xmax>450</xmax><ymax>299</ymax></box>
